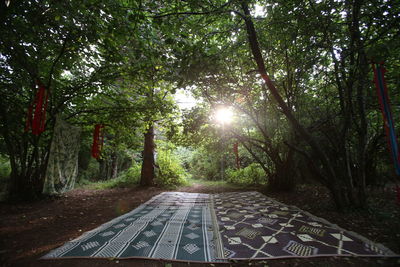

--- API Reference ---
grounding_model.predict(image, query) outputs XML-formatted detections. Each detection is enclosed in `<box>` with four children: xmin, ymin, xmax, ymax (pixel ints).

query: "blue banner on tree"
<box><xmin>372</xmin><ymin>63</ymin><xmax>400</xmax><ymax>175</ymax></box>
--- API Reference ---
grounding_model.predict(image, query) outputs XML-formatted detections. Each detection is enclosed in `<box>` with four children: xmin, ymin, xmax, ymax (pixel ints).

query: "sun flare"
<box><xmin>215</xmin><ymin>107</ymin><xmax>233</xmax><ymax>124</ymax></box>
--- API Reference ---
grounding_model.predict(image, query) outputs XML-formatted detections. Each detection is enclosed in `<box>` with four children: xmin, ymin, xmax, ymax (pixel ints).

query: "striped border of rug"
<box><xmin>42</xmin><ymin>191</ymin><xmax>398</xmax><ymax>262</ymax></box>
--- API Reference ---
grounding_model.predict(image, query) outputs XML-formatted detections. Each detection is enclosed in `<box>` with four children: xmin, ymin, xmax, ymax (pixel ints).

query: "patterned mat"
<box><xmin>212</xmin><ymin>192</ymin><xmax>396</xmax><ymax>259</ymax></box>
<box><xmin>42</xmin><ymin>191</ymin><xmax>397</xmax><ymax>262</ymax></box>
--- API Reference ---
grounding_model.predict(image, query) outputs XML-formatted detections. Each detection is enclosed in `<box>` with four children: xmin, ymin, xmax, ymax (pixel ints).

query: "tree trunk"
<box><xmin>111</xmin><ymin>152</ymin><xmax>118</xmax><ymax>179</ymax></box>
<box><xmin>140</xmin><ymin>123</ymin><xmax>156</xmax><ymax>186</ymax></box>
<box><xmin>98</xmin><ymin>158</ymin><xmax>110</xmax><ymax>180</ymax></box>
<box><xmin>268</xmin><ymin>149</ymin><xmax>296</xmax><ymax>192</ymax></box>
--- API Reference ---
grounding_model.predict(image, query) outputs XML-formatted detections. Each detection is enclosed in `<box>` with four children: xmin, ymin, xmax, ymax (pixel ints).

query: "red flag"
<box><xmin>91</xmin><ymin>124</ymin><xmax>104</xmax><ymax>159</ymax></box>
<box><xmin>25</xmin><ymin>83</ymin><xmax>49</xmax><ymax>135</ymax></box>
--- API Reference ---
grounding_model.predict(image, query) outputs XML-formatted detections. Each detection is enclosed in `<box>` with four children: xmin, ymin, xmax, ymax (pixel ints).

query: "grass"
<box><xmin>186</xmin><ymin>177</ymin><xmax>245</xmax><ymax>189</ymax></box>
<box><xmin>78</xmin><ymin>168</ymin><xmax>140</xmax><ymax>190</ymax></box>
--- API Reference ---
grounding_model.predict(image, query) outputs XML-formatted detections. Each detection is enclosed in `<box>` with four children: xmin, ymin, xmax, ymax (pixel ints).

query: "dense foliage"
<box><xmin>156</xmin><ymin>148</ymin><xmax>188</xmax><ymax>188</ymax></box>
<box><xmin>1</xmin><ymin>0</ymin><xmax>399</xmax><ymax>210</ymax></box>
<box><xmin>226</xmin><ymin>163</ymin><xmax>266</xmax><ymax>186</ymax></box>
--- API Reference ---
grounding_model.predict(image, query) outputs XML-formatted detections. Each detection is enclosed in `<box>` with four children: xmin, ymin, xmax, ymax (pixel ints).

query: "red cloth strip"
<box><xmin>91</xmin><ymin>124</ymin><xmax>104</xmax><ymax>159</ymax></box>
<box><xmin>25</xmin><ymin>83</ymin><xmax>49</xmax><ymax>135</ymax></box>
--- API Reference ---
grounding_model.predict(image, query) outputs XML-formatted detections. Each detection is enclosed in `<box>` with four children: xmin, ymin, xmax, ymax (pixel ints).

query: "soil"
<box><xmin>0</xmin><ymin>183</ymin><xmax>399</xmax><ymax>267</ymax></box>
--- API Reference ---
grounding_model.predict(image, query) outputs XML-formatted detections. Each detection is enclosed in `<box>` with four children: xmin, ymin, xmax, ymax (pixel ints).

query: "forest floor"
<box><xmin>0</xmin><ymin>181</ymin><xmax>399</xmax><ymax>267</ymax></box>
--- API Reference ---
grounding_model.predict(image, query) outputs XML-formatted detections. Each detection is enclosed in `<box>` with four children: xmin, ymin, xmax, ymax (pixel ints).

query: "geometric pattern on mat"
<box><xmin>213</xmin><ymin>191</ymin><xmax>397</xmax><ymax>259</ymax></box>
<box><xmin>42</xmin><ymin>192</ymin><xmax>217</xmax><ymax>262</ymax></box>
<box><xmin>42</xmin><ymin>191</ymin><xmax>398</xmax><ymax>262</ymax></box>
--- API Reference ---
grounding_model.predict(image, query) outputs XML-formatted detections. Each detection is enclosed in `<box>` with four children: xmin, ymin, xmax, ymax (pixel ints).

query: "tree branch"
<box><xmin>150</xmin><ymin>1</ymin><xmax>233</xmax><ymax>19</ymax></box>
<box><xmin>46</xmin><ymin>33</ymin><xmax>70</xmax><ymax>89</ymax></box>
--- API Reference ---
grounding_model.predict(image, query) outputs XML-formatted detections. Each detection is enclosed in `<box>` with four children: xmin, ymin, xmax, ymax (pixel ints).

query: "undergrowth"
<box><xmin>78</xmin><ymin>163</ymin><xmax>141</xmax><ymax>190</ymax></box>
<box><xmin>226</xmin><ymin>163</ymin><xmax>266</xmax><ymax>186</ymax></box>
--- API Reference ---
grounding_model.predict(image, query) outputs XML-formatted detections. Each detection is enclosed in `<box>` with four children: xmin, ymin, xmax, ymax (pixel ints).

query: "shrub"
<box><xmin>226</xmin><ymin>163</ymin><xmax>266</xmax><ymax>186</ymax></box>
<box><xmin>0</xmin><ymin>156</ymin><xmax>11</xmax><ymax>180</ymax></box>
<box><xmin>188</xmin><ymin>148</ymin><xmax>221</xmax><ymax>180</ymax></box>
<box><xmin>156</xmin><ymin>149</ymin><xmax>188</xmax><ymax>188</ymax></box>
<box><xmin>0</xmin><ymin>156</ymin><xmax>11</xmax><ymax>200</ymax></box>
<box><xmin>77</xmin><ymin>157</ymin><xmax>99</xmax><ymax>182</ymax></box>
<box><xmin>78</xmin><ymin>162</ymin><xmax>141</xmax><ymax>189</ymax></box>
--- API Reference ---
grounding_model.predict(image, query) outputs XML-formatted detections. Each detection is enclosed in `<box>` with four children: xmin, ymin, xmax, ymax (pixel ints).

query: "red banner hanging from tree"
<box><xmin>25</xmin><ymin>82</ymin><xmax>49</xmax><ymax>135</ymax></box>
<box><xmin>91</xmin><ymin>124</ymin><xmax>104</xmax><ymax>159</ymax></box>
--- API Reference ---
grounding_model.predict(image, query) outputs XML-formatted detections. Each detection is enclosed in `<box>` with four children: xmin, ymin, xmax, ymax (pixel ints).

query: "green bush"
<box><xmin>0</xmin><ymin>156</ymin><xmax>11</xmax><ymax>180</ymax></box>
<box><xmin>77</xmin><ymin>157</ymin><xmax>99</xmax><ymax>182</ymax></box>
<box><xmin>0</xmin><ymin>156</ymin><xmax>11</xmax><ymax>200</ymax></box>
<box><xmin>188</xmin><ymin>148</ymin><xmax>221</xmax><ymax>180</ymax></box>
<box><xmin>156</xmin><ymin>149</ymin><xmax>188</xmax><ymax>188</ymax></box>
<box><xmin>226</xmin><ymin>163</ymin><xmax>266</xmax><ymax>186</ymax></box>
<box><xmin>79</xmin><ymin>163</ymin><xmax>141</xmax><ymax>189</ymax></box>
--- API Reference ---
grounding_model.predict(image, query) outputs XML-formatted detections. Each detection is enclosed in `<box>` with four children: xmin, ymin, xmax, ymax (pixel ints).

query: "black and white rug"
<box><xmin>42</xmin><ymin>191</ymin><xmax>398</xmax><ymax>262</ymax></box>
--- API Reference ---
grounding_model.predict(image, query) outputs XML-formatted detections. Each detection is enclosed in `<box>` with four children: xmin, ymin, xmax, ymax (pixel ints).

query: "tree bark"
<box><xmin>140</xmin><ymin>122</ymin><xmax>156</xmax><ymax>186</ymax></box>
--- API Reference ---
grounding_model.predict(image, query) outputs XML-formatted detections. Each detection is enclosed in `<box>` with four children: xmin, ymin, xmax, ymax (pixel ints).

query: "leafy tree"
<box><xmin>0</xmin><ymin>0</ymin><xmax>134</xmax><ymax>199</ymax></box>
<box><xmin>150</xmin><ymin>0</ymin><xmax>400</xmax><ymax>209</ymax></box>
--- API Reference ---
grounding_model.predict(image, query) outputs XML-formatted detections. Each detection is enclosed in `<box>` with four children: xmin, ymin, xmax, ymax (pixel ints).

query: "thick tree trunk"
<box><xmin>4</xmin><ymin>129</ymin><xmax>48</xmax><ymax>200</ymax></box>
<box><xmin>268</xmin><ymin>149</ymin><xmax>296</xmax><ymax>192</ymax></box>
<box><xmin>8</xmin><ymin>152</ymin><xmax>47</xmax><ymax>200</ymax></box>
<box><xmin>140</xmin><ymin>123</ymin><xmax>156</xmax><ymax>186</ymax></box>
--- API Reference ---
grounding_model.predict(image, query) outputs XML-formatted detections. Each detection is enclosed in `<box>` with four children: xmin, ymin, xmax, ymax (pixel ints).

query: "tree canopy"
<box><xmin>1</xmin><ymin>0</ymin><xmax>399</xmax><ymax>210</ymax></box>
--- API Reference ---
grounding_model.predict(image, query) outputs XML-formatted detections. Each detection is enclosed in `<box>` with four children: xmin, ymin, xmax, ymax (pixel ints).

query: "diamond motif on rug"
<box><xmin>236</xmin><ymin>227</ymin><xmax>261</xmax><ymax>240</ymax></box>
<box><xmin>185</xmin><ymin>232</ymin><xmax>200</xmax><ymax>240</ymax></box>
<box><xmin>143</xmin><ymin>230</ymin><xmax>156</xmax><ymax>237</ymax></box>
<box><xmin>183</xmin><ymin>243</ymin><xmax>200</xmax><ymax>254</ymax></box>
<box><xmin>228</xmin><ymin>237</ymin><xmax>242</xmax><ymax>245</ymax></box>
<box><xmin>228</xmin><ymin>212</ymin><xmax>243</xmax><ymax>219</ymax></box>
<box><xmin>331</xmin><ymin>233</ymin><xmax>353</xmax><ymax>241</ymax></box>
<box><xmin>151</xmin><ymin>221</ymin><xmax>163</xmax><ymax>226</ymax></box>
<box><xmin>258</xmin><ymin>217</ymin><xmax>277</xmax><ymax>225</ymax></box>
<box><xmin>224</xmin><ymin>225</ymin><xmax>235</xmax><ymax>230</ymax></box>
<box><xmin>262</xmin><ymin>235</ymin><xmax>278</xmax><ymax>243</ymax></box>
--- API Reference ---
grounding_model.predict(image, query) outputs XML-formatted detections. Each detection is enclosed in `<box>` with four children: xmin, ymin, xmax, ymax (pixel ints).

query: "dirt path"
<box><xmin>0</xmin><ymin>184</ymin><xmax>398</xmax><ymax>266</ymax></box>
